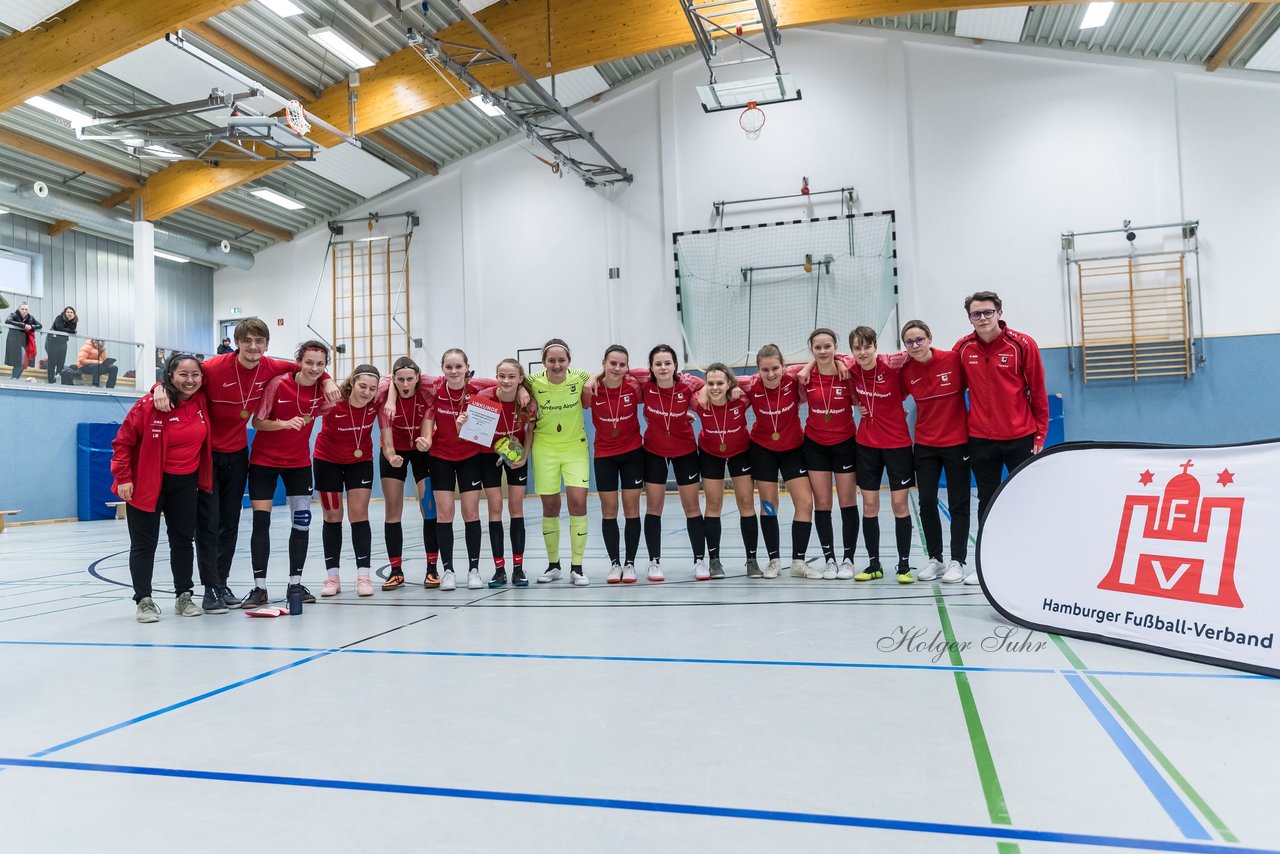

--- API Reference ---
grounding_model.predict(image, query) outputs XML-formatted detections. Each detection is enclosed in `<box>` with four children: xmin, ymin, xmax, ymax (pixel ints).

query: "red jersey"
<box><xmin>694</xmin><ymin>398</ymin><xmax>750</xmax><ymax>458</ymax></box>
<box><xmin>200</xmin><ymin>352</ymin><xmax>312</xmax><ymax>454</ymax></box>
<box><xmin>801</xmin><ymin>368</ymin><xmax>857</xmax><ymax>445</ymax></box>
<box><xmin>250</xmin><ymin>373</ymin><xmax>323</xmax><ymax>469</ymax></box>
<box><xmin>747</xmin><ymin>371</ymin><xmax>804</xmax><ymax>451</ymax></box>
<box><xmin>429</xmin><ymin>377</ymin><xmax>499</xmax><ymax>462</ymax></box>
<box><xmin>376</xmin><ymin>378</ymin><xmax>436</xmax><ymax>452</ymax></box>
<box><xmin>588</xmin><ymin>378</ymin><xmax>643</xmax><ymax>458</ymax></box>
<box><xmin>314</xmin><ymin>399</ymin><xmax>379</xmax><ymax>464</ymax></box>
<box><xmin>163</xmin><ymin>400</ymin><xmax>209</xmax><ymax>475</ymax></box>
<box><xmin>476</xmin><ymin>387</ymin><xmax>532</xmax><ymax>448</ymax></box>
<box><xmin>111</xmin><ymin>393</ymin><xmax>213</xmax><ymax>513</ymax></box>
<box><xmin>954</xmin><ymin>323</ymin><xmax>1049</xmax><ymax>444</ymax></box>
<box><xmin>901</xmin><ymin>349</ymin><xmax>968</xmax><ymax>447</ymax></box>
<box><xmin>849</xmin><ymin>354</ymin><xmax>911</xmax><ymax>449</ymax></box>
<box><xmin>631</xmin><ymin>371</ymin><xmax>704</xmax><ymax>458</ymax></box>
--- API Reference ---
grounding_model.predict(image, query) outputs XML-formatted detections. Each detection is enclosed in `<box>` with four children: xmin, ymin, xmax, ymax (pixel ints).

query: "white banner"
<box><xmin>978</xmin><ymin>440</ymin><xmax>1278</xmax><ymax>677</ymax></box>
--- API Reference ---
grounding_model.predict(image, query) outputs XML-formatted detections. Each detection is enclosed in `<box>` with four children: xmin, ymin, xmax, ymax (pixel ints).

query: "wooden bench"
<box><xmin>0</xmin><ymin>509</ymin><xmax>20</xmax><ymax>534</ymax></box>
<box><xmin>105</xmin><ymin>501</ymin><xmax>127</xmax><ymax>520</ymax></box>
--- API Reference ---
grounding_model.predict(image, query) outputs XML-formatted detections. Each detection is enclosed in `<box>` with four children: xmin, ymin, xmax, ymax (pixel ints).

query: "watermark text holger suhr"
<box><xmin>878</xmin><ymin>626</ymin><xmax>1048</xmax><ymax>664</ymax></box>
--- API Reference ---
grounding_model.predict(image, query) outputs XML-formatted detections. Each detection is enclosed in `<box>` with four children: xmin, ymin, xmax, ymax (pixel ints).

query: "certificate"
<box><xmin>459</xmin><ymin>397</ymin><xmax>502</xmax><ymax>448</ymax></box>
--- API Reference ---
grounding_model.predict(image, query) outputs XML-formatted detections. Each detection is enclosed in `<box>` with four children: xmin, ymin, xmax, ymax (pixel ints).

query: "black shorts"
<box><xmin>313</xmin><ymin>457</ymin><xmax>375</xmax><ymax>493</ymax></box>
<box><xmin>379</xmin><ymin>447</ymin><xmax>432</xmax><ymax>484</ymax></box>
<box><xmin>478</xmin><ymin>452</ymin><xmax>530</xmax><ymax>488</ymax></box>
<box><xmin>699</xmin><ymin>450</ymin><xmax>752</xmax><ymax>481</ymax></box>
<box><xmin>642</xmin><ymin>449</ymin><xmax>701</xmax><ymax>486</ymax></box>
<box><xmin>856</xmin><ymin>445</ymin><xmax>915</xmax><ymax>491</ymax></box>
<box><xmin>749</xmin><ymin>441</ymin><xmax>808</xmax><ymax>483</ymax></box>
<box><xmin>248</xmin><ymin>464</ymin><xmax>313</xmax><ymax>501</ymax></box>
<box><xmin>595</xmin><ymin>448</ymin><xmax>644</xmax><ymax>491</ymax></box>
<box><xmin>429</xmin><ymin>454</ymin><xmax>485</xmax><ymax>493</ymax></box>
<box><xmin>803</xmin><ymin>435</ymin><xmax>858</xmax><ymax>474</ymax></box>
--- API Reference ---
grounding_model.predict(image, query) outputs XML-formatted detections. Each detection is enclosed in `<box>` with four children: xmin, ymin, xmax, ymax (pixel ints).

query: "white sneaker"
<box><xmin>693</xmin><ymin>559</ymin><xmax>710</xmax><ymax>581</ymax></box>
<box><xmin>963</xmin><ymin>570</ymin><xmax>980</xmax><ymax>586</ymax></box>
<box><xmin>174</xmin><ymin>591</ymin><xmax>203</xmax><ymax>617</ymax></box>
<box><xmin>792</xmin><ymin>559</ymin><xmax>823</xmax><ymax>579</ymax></box>
<box><xmin>467</xmin><ymin>568</ymin><xmax>483</xmax><ymax>590</ymax></box>
<box><xmin>836</xmin><ymin>558</ymin><xmax>855</xmax><ymax>580</ymax></box>
<box><xmin>440</xmin><ymin>569</ymin><xmax>457</xmax><ymax>591</ymax></box>
<box><xmin>571</xmin><ymin>569</ymin><xmax>590</xmax><ymax>587</ymax></box>
<box><xmin>621</xmin><ymin>563</ymin><xmax>637</xmax><ymax>583</ymax></box>
<box><xmin>941</xmin><ymin>561</ymin><xmax>965</xmax><ymax>583</ymax></box>
<box><xmin>762</xmin><ymin>558</ymin><xmax>781</xmax><ymax>579</ymax></box>
<box><xmin>537</xmin><ymin>566</ymin><xmax>562</xmax><ymax>584</ymax></box>
<box><xmin>136</xmin><ymin>597</ymin><xmax>161</xmax><ymax>623</ymax></box>
<box><xmin>607</xmin><ymin>562</ymin><xmax>623</xmax><ymax>584</ymax></box>
<box><xmin>918</xmin><ymin>558</ymin><xmax>945</xmax><ymax>582</ymax></box>
<box><xmin>647</xmin><ymin>560</ymin><xmax>665</xmax><ymax>582</ymax></box>
<box><xmin>822</xmin><ymin>559</ymin><xmax>838</xmax><ymax>580</ymax></box>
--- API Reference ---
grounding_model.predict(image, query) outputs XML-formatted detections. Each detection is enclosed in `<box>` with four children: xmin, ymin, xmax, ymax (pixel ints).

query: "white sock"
<box><xmin>327</xmin><ymin>568</ymin><xmax>340</xmax><ymax>578</ymax></box>
<box><xmin>255</xmin><ymin>579</ymin><xmax>268</xmax><ymax>590</ymax></box>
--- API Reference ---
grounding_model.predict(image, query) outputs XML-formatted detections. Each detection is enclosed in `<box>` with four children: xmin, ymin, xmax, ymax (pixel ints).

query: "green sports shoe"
<box><xmin>854</xmin><ymin>563</ymin><xmax>884</xmax><ymax>582</ymax></box>
<box><xmin>896</xmin><ymin>561</ymin><xmax>915</xmax><ymax>584</ymax></box>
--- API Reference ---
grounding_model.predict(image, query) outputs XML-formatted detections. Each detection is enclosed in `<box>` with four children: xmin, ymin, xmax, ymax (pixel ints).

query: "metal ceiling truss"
<box><xmin>395</xmin><ymin>0</ymin><xmax>631</xmax><ymax>186</ymax></box>
<box><xmin>680</xmin><ymin>0</ymin><xmax>783</xmax><ymax>81</ymax></box>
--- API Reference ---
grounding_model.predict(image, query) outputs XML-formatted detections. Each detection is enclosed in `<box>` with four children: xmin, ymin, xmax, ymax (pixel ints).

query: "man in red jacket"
<box><xmin>954</xmin><ymin>291</ymin><xmax>1048</xmax><ymax>549</ymax></box>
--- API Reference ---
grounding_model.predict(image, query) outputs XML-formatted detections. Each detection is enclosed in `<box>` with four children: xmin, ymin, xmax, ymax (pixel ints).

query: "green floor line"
<box><xmin>1049</xmin><ymin>634</ymin><xmax>1237</xmax><ymax>843</ymax></box>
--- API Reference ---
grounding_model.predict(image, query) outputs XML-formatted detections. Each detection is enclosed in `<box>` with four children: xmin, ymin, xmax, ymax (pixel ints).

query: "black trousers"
<box><xmin>45</xmin><ymin>337</ymin><xmax>68</xmax><ymax>383</ymax></box>
<box><xmin>80</xmin><ymin>363</ymin><xmax>119</xmax><ymax>388</ymax></box>
<box><xmin>126</xmin><ymin>472</ymin><xmax>199</xmax><ymax>602</ymax></box>
<box><xmin>969</xmin><ymin>434</ymin><xmax>1035</xmax><ymax>526</ymax></box>
<box><xmin>195</xmin><ymin>447</ymin><xmax>250</xmax><ymax>588</ymax></box>
<box><xmin>914</xmin><ymin>443</ymin><xmax>971</xmax><ymax>564</ymax></box>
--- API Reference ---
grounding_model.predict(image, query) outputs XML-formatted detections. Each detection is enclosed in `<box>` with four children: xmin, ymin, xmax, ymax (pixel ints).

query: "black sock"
<box><xmin>863</xmin><ymin>516</ymin><xmax>881</xmax><ymax>565</ymax></box>
<box><xmin>510</xmin><ymin>517</ymin><xmax>525</xmax><ymax>560</ymax></box>
<box><xmin>351</xmin><ymin>521</ymin><xmax>371</xmax><ymax>569</ymax></box>
<box><xmin>623</xmin><ymin>516</ymin><xmax>641</xmax><ymax>564</ymax></box>
<box><xmin>251</xmin><ymin>510</ymin><xmax>271</xmax><ymax>578</ymax></box>
<box><xmin>288</xmin><ymin>528</ymin><xmax>308</xmax><ymax>575</ymax></box>
<box><xmin>489</xmin><ymin>521</ymin><xmax>505</xmax><ymax>562</ymax></box>
<box><xmin>895</xmin><ymin>516</ymin><xmax>913</xmax><ymax>564</ymax></box>
<box><xmin>761</xmin><ymin>514</ymin><xmax>780</xmax><ymax>559</ymax></box>
<box><xmin>741</xmin><ymin>515</ymin><xmax>758</xmax><ymax>557</ymax></box>
<box><xmin>322</xmin><ymin>521</ymin><xmax>342</xmax><ymax>570</ymax></box>
<box><xmin>423</xmin><ymin>518</ymin><xmax>439</xmax><ymax>566</ymax></box>
<box><xmin>840</xmin><ymin>506</ymin><xmax>859</xmax><ymax>562</ymax></box>
<box><xmin>384</xmin><ymin>522</ymin><xmax>403</xmax><ymax>569</ymax></box>
<box><xmin>602</xmin><ymin>517</ymin><xmax>621</xmax><ymax>564</ymax></box>
<box><xmin>644</xmin><ymin>513</ymin><xmax>663</xmax><ymax>561</ymax></box>
<box><xmin>437</xmin><ymin>521</ymin><xmax>454</xmax><ymax>571</ymax></box>
<box><xmin>465</xmin><ymin>520</ymin><xmax>482</xmax><ymax>571</ymax></box>
<box><xmin>686</xmin><ymin>515</ymin><xmax>705</xmax><ymax>561</ymax></box>
<box><xmin>791</xmin><ymin>520</ymin><xmax>812</xmax><ymax>560</ymax></box>
<box><xmin>814</xmin><ymin>509</ymin><xmax>834</xmax><ymax>562</ymax></box>
<box><xmin>704</xmin><ymin>517</ymin><xmax>722</xmax><ymax>560</ymax></box>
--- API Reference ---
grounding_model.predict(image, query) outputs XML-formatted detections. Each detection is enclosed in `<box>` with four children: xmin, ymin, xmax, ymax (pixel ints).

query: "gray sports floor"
<box><xmin>0</xmin><ymin>492</ymin><xmax>1276</xmax><ymax>853</ymax></box>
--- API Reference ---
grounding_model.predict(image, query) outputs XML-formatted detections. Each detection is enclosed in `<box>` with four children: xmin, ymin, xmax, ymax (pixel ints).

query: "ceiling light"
<box><xmin>0</xmin><ymin>207</ymin><xmax>9</xmax><ymax>215</ymax></box>
<box><xmin>145</xmin><ymin>145</ymin><xmax>183</xmax><ymax>159</ymax></box>
<box><xmin>460</xmin><ymin>0</ymin><xmax>504</xmax><ymax>11</ymax></box>
<box><xmin>25</xmin><ymin>95</ymin><xmax>92</xmax><ymax>129</ymax></box>
<box><xmin>307</xmin><ymin>27</ymin><xmax>375</xmax><ymax>69</ymax></box>
<box><xmin>359</xmin><ymin>234</ymin><xmax>391</xmax><ymax>242</ymax></box>
<box><xmin>250</xmin><ymin>187</ymin><xmax>306</xmax><ymax>210</ymax></box>
<box><xmin>154</xmin><ymin>250</ymin><xmax>190</xmax><ymax>263</ymax></box>
<box><xmin>257</xmin><ymin>0</ymin><xmax>303</xmax><ymax>16</ymax></box>
<box><xmin>1080</xmin><ymin>2</ymin><xmax>1114</xmax><ymax>29</ymax></box>
<box><xmin>468</xmin><ymin>95</ymin><xmax>504</xmax><ymax>117</ymax></box>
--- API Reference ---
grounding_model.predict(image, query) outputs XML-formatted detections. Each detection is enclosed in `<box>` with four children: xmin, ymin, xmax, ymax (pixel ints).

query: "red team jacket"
<box><xmin>954</xmin><ymin>323</ymin><xmax>1048</xmax><ymax>445</ymax></box>
<box><xmin>900</xmin><ymin>348</ymin><xmax>968</xmax><ymax>448</ymax></box>
<box><xmin>110</xmin><ymin>393</ymin><xmax>213</xmax><ymax>513</ymax></box>
<box><xmin>199</xmin><ymin>352</ymin><xmax>311</xmax><ymax>454</ymax></box>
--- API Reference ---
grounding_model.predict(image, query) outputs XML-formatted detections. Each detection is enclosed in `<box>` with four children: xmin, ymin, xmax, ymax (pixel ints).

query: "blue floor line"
<box><xmin>0</xmin><ymin>638</ymin><xmax>1262</xmax><ymax>679</ymax></box>
<box><xmin>1063</xmin><ymin>673</ymin><xmax>1210</xmax><ymax>840</ymax></box>
<box><xmin>0</xmin><ymin>757</ymin><xmax>1270</xmax><ymax>854</ymax></box>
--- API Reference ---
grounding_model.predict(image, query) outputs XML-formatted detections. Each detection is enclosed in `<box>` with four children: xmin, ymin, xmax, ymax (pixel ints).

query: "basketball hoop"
<box><xmin>739</xmin><ymin>100</ymin><xmax>765</xmax><ymax>141</ymax></box>
<box><xmin>284</xmin><ymin>100</ymin><xmax>311</xmax><ymax>136</ymax></box>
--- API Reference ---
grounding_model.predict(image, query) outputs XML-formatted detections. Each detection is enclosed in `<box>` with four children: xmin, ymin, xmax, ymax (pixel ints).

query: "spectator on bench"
<box><xmin>78</xmin><ymin>338</ymin><xmax>119</xmax><ymax>388</ymax></box>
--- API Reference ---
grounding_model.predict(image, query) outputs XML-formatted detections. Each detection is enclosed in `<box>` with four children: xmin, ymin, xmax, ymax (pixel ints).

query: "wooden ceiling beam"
<box><xmin>366</xmin><ymin>131</ymin><xmax>439</xmax><ymax>176</ymax></box>
<box><xmin>47</xmin><ymin>220</ymin><xmax>78</xmax><ymax>237</ymax></box>
<box><xmin>192</xmin><ymin>201</ymin><xmax>294</xmax><ymax>242</ymax></box>
<box><xmin>98</xmin><ymin>187</ymin><xmax>138</xmax><ymax>209</ymax></box>
<box><xmin>184</xmin><ymin>21</ymin><xmax>320</xmax><ymax>100</ymax></box>
<box><xmin>0</xmin><ymin>127</ymin><xmax>141</xmax><ymax>187</ymax></box>
<box><xmin>1204</xmin><ymin>3</ymin><xmax>1269</xmax><ymax>72</ymax></box>
<box><xmin>0</xmin><ymin>0</ymin><xmax>249</xmax><ymax>114</ymax></box>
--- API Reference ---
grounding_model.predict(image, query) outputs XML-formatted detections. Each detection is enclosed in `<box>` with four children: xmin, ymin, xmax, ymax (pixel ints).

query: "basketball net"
<box><xmin>284</xmin><ymin>100</ymin><xmax>312</xmax><ymax>136</ymax></box>
<box><xmin>739</xmin><ymin>100</ymin><xmax>765</xmax><ymax>141</ymax></box>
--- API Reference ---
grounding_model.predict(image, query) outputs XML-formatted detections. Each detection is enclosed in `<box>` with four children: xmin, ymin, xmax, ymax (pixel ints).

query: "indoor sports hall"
<box><xmin>1</xmin><ymin>1</ymin><xmax>1278</xmax><ymax>852</ymax></box>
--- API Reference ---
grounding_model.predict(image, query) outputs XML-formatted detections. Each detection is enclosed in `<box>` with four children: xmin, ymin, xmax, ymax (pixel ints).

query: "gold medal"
<box><xmin>556</xmin><ymin>423</ymin><xmax>562</xmax><ymax>432</ymax></box>
<box><xmin>353</xmin><ymin>449</ymin><xmax>363</xmax><ymax>458</ymax></box>
<box><xmin>824</xmin><ymin>414</ymin><xmax>831</xmax><ymax>423</ymax></box>
<box><xmin>302</xmin><ymin>415</ymin><xmax>312</xmax><ymax>424</ymax></box>
<box><xmin>718</xmin><ymin>442</ymin><xmax>727</xmax><ymax>453</ymax></box>
<box><xmin>771</xmin><ymin>431</ymin><xmax>780</xmax><ymax>441</ymax></box>
<box><xmin>611</xmin><ymin>428</ymin><xmax>618</xmax><ymax>437</ymax></box>
<box><xmin>240</xmin><ymin>409</ymin><xmax>250</xmax><ymax>419</ymax></box>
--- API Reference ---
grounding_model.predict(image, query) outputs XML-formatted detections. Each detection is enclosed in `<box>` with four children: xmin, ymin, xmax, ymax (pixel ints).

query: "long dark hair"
<box><xmin>160</xmin><ymin>353</ymin><xmax>203</xmax><ymax>403</ymax></box>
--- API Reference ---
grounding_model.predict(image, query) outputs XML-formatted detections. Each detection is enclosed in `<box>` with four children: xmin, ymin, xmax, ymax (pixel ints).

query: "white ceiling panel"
<box><xmin>1245</xmin><ymin>28</ymin><xmax>1280</xmax><ymax>72</ymax></box>
<box><xmin>297</xmin><ymin>142</ymin><xmax>409</xmax><ymax>198</ymax></box>
<box><xmin>537</xmin><ymin>66</ymin><xmax>610</xmax><ymax>107</ymax></box>
<box><xmin>954</xmin><ymin>6</ymin><xmax>1030</xmax><ymax>44</ymax></box>
<box><xmin>0</xmin><ymin>0</ymin><xmax>78</xmax><ymax>32</ymax></box>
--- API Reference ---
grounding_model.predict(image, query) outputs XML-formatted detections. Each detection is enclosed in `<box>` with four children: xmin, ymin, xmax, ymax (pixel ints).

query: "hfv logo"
<box><xmin>1098</xmin><ymin>460</ymin><xmax>1244</xmax><ymax>608</ymax></box>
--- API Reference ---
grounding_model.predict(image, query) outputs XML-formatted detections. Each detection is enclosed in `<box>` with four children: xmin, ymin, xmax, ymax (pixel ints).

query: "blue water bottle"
<box><xmin>287</xmin><ymin>584</ymin><xmax>303</xmax><ymax>615</ymax></box>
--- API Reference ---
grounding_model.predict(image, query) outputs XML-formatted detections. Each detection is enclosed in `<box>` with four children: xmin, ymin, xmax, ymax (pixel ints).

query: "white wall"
<box><xmin>215</xmin><ymin>24</ymin><xmax>1280</xmax><ymax>374</ymax></box>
